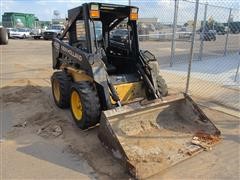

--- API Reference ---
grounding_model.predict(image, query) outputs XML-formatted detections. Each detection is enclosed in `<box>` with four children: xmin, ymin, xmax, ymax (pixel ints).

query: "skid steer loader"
<box><xmin>51</xmin><ymin>3</ymin><xmax>221</xmax><ymax>179</ymax></box>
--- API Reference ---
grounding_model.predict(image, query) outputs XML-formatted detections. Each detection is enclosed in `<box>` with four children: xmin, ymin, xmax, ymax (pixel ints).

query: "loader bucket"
<box><xmin>98</xmin><ymin>94</ymin><xmax>221</xmax><ymax>179</ymax></box>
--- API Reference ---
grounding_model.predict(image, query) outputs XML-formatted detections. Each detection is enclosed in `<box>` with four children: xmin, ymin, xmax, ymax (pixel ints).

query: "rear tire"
<box><xmin>70</xmin><ymin>82</ymin><xmax>101</xmax><ymax>130</ymax></box>
<box><xmin>0</xmin><ymin>27</ymin><xmax>8</xmax><ymax>45</ymax></box>
<box><xmin>156</xmin><ymin>75</ymin><xmax>168</xmax><ymax>97</ymax></box>
<box><xmin>51</xmin><ymin>71</ymin><xmax>71</xmax><ymax>108</ymax></box>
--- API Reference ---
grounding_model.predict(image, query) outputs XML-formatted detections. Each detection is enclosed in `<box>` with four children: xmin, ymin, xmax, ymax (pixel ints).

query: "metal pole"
<box><xmin>185</xmin><ymin>0</ymin><xmax>200</xmax><ymax>94</ymax></box>
<box><xmin>198</xmin><ymin>3</ymin><xmax>208</xmax><ymax>61</ymax></box>
<box><xmin>170</xmin><ymin>0</ymin><xmax>179</xmax><ymax>67</ymax></box>
<box><xmin>129</xmin><ymin>0</ymin><xmax>131</xmax><ymax>6</ymax></box>
<box><xmin>224</xmin><ymin>8</ymin><xmax>232</xmax><ymax>56</ymax></box>
<box><xmin>234</xmin><ymin>52</ymin><xmax>240</xmax><ymax>82</ymax></box>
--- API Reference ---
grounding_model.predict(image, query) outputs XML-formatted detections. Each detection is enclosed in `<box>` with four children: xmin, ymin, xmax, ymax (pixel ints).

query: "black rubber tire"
<box><xmin>156</xmin><ymin>75</ymin><xmax>168</xmax><ymax>97</ymax></box>
<box><xmin>51</xmin><ymin>71</ymin><xmax>71</xmax><ymax>108</ymax></box>
<box><xmin>22</xmin><ymin>34</ymin><xmax>26</xmax><ymax>39</ymax></box>
<box><xmin>70</xmin><ymin>82</ymin><xmax>101</xmax><ymax>130</ymax></box>
<box><xmin>0</xmin><ymin>27</ymin><xmax>8</xmax><ymax>45</ymax></box>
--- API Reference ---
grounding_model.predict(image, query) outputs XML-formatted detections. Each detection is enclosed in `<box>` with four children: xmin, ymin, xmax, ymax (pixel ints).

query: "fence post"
<box><xmin>170</xmin><ymin>0</ymin><xmax>179</xmax><ymax>67</ymax></box>
<box><xmin>234</xmin><ymin>52</ymin><xmax>240</xmax><ymax>82</ymax></box>
<box><xmin>224</xmin><ymin>8</ymin><xmax>232</xmax><ymax>56</ymax></box>
<box><xmin>185</xmin><ymin>0</ymin><xmax>199</xmax><ymax>94</ymax></box>
<box><xmin>198</xmin><ymin>3</ymin><xmax>208</xmax><ymax>61</ymax></box>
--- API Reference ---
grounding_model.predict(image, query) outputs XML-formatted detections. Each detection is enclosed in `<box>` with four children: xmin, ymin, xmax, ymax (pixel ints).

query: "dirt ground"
<box><xmin>1</xmin><ymin>39</ymin><xmax>240</xmax><ymax>179</ymax></box>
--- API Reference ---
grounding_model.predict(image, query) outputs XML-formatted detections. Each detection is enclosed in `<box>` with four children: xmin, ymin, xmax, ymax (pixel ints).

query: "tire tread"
<box><xmin>51</xmin><ymin>71</ymin><xmax>71</xmax><ymax>108</ymax></box>
<box><xmin>156</xmin><ymin>75</ymin><xmax>168</xmax><ymax>97</ymax></box>
<box><xmin>71</xmin><ymin>82</ymin><xmax>101</xmax><ymax>129</ymax></box>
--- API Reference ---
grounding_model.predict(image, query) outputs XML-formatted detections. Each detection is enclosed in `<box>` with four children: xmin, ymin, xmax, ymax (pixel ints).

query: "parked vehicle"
<box><xmin>6</xmin><ymin>28</ymin><xmax>17</xmax><ymax>38</ymax></box>
<box><xmin>178</xmin><ymin>27</ymin><xmax>192</xmax><ymax>39</ymax></box>
<box><xmin>200</xmin><ymin>30</ymin><xmax>216</xmax><ymax>41</ymax></box>
<box><xmin>30</xmin><ymin>28</ymin><xmax>42</xmax><ymax>39</ymax></box>
<box><xmin>11</xmin><ymin>28</ymin><xmax>31</xmax><ymax>39</ymax></box>
<box><xmin>215</xmin><ymin>26</ymin><xmax>226</xmax><ymax>35</ymax></box>
<box><xmin>110</xmin><ymin>29</ymin><xmax>128</xmax><ymax>43</ymax></box>
<box><xmin>228</xmin><ymin>21</ymin><xmax>240</xmax><ymax>34</ymax></box>
<box><xmin>42</xmin><ymin>25</ymin><xmax>64</xmax><ymax>40</ymax></box>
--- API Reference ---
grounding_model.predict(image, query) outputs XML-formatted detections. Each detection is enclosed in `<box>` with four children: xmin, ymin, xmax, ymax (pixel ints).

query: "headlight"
<box><xmin>90</xmin><ymin>4</ymin><xmax>100</xmax><ymax>18</ymax></box>
<box><xmin>130</xmin><ymin>8</ymin><xmax>138</xmax><ymax>21</ymax></box>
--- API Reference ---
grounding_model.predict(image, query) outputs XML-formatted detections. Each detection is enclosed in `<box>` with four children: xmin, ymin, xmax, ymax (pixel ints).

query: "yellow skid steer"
<box><xmin>51</xmin><ymin>2</ymin><xmax>221</xmax><ymax>179</ymax></box>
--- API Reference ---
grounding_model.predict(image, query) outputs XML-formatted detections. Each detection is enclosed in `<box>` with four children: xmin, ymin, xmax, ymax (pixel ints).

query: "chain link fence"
<box><xmin>130</xmin><ymin>0</ymin><xmax>240</xmax><ymax>111</ymax></box>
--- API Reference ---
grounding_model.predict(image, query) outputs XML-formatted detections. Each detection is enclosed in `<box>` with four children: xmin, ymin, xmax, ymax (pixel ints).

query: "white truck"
<box><xmin>42</xmin><ymin>24</ymin><xmax>64</xmax><ymax>40</ymax></box>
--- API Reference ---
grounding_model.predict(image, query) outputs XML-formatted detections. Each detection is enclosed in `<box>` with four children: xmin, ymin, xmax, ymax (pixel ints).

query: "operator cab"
<box><xmin>65</xmin><ymin>3</ymin><xmax>140</xmax><ymax>75</ymax></box>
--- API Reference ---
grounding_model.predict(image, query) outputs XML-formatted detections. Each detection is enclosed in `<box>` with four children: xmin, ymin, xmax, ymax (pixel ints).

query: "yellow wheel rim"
<box><xmin>53</xmin><ymin>79</ymin><xmax>60</xmax><ymax>102</ymax></box>
<box><xmin>71</xmin><ymin>90</ymin><xmax>83</xmax><ymax>121</ymax></box>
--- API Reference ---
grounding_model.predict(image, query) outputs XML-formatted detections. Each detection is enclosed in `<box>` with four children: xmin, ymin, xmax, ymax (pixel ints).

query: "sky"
<box><xmin>1</xmin><ymin>0</ymin><xmax>239</xmax><ymax>23</ymax></box>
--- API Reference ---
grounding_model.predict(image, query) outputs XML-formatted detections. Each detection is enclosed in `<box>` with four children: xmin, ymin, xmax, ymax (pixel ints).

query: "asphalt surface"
<box><xmin>140</xmin><ymin>34</ymin><xmax>239</xmax><ymax>66</ymax></box>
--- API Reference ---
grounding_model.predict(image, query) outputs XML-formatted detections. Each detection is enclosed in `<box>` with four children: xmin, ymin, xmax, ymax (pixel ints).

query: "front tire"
<box><xmin>51</xmin><ymin>71</ymin><xmax>71</xmax><ymax>108</ymax></box>
<box><xmin>70</xmin><ymin>82</ymin><xmax>101</xmax><ymax>130</ymax></box>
